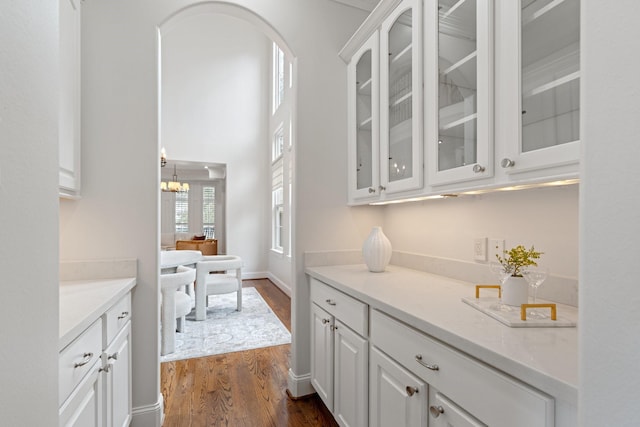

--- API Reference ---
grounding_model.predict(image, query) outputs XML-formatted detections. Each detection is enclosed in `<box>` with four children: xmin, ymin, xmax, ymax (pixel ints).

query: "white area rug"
<box><xmin>161</xmin><ymin>287</ymin><xmax>291</xmax><ymax>362</ymax></box>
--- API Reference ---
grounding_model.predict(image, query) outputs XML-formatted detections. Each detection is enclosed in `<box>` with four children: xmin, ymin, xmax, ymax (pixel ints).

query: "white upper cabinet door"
<box><xmin>59</xmin><ymin>0</ymin><xmax>82</xmax><ymax>198</ymax></box>
<box><xmin>498</xmin><ymin>0</ymin><xmax>580</xmax><ymax>175</ymax></box>
<box><xmin>426</xmin><ymin>0</ymin><xmax>494</xmax><ymax>185</ymax></box>
<box><xmin>348</xmin><ymin>32</ymin><xmax>380</xmax><ymax>202</ymax></box>
<box><xmin>380</xmin><ymin>0</ymin><xmax>424</xmax><ymax>195</ymax></box>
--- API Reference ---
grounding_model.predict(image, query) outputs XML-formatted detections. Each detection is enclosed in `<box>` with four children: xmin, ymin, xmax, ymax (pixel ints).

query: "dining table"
<box><xmin>160</xmin><ymin>250</ymin><xmax>203</xmax><ymax>274</ymax></box>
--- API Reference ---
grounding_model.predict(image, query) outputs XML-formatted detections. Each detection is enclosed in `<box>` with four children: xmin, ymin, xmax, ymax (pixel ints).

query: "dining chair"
<box><xmin>160</xmin><ymin>266</ymin><xmax>196</xmax><ymax>355</ymax></box>
<box><xmin>194</xmin><ymin>255</ymin><xmax>243</xmax><ymax>321</ymax></box>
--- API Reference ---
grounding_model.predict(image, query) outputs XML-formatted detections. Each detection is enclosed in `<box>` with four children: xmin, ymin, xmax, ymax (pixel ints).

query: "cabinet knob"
<box><xmin>99</xmin><ymin>363</ymin><xmax>113</xmax><ymax>374</ymax></box>
<box><xmin>368</xmin><ymin>187</ymin><xmax>376</xmax><ymax>194</ymax></box>
<box><xmin>73</xmin><ymin>352</ymin><xmax>94</xmax><ymax>368</ymax></box>
<box><xmin>405</xmin><ymin>386</ymin><xmax>419</xmax><ymax>397</ymax></box>
<box><xmin>108</xmin><ymin>352</ymin><xmax>118</xmax><ymax>361</ymax></box>
<box><xmin>415</xmin><ymin>354</ymin><xmax>439</xmax><ymax>371</ymax></box>
<box><xmin>429</xmin><ymin>405</ymin><xmax>445</xmax><ymax>418</ymax></box>
<box><xmin>330</xmin><ymin>325</ymin><xmax>338</xmax><ymax>331</ymax></box>
<box><xmin>117</xmin><ymin>311</ymin><xmax>129</xmax><ymax>320</ymax></box>
<box><xmin>378</xmin><ymin>185</ymin><xmax>386</xmax><ymax>192</ymax></box>
<box><xmin>500</xmin><ymin>158</ymin><xmax>515</xmax><ymax>168</ymax></box>
<box><xmin>472</xmin><ymin>164</ymin><xmax>485</xmax><ymax>173</ymax></box>
<box><xmin>321</xmin><ymin>318</ymin><xmax>330</xmax><ymax>324</ymax></box>
<box><xmin>325</xmin><ymin>299</ymin><xmax>337</xmax><ymax>306</ymax></box>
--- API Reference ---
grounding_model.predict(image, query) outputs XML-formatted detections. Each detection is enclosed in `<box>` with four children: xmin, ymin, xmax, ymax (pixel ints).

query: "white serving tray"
<box><xmin>462</xmin><ymin>297</ymin><xmax>577</xmax><ymax>328</ymax></box>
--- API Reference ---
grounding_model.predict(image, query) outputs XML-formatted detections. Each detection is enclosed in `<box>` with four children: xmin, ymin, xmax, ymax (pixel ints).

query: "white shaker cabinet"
<box><xmin>425</xmin><ymin>0</ymin><xmax>494</xmax><ymax>186</ymax></box>
<box><xmin>59</xmin><ymin>0</ymin><xmax>82</xmax><ymax>198</ymax></box>
<box><xmin>370</xmin><ymin>347</ymin><xmax>428</xmax><ymax>427</ymax></box>
<box><xmin>310</xmin><ymin>278</ymin><xmax>368</xmax><ymax>427</ymax></box>
<box><xmin>497</xmin><ymin>0</ymin><xmax>580</xmax><ymax>176</ymax></box>
<box><xmin>59</xmin><ymin>289</ymin><xmax>133</xmax><ymax>427</ymax></box>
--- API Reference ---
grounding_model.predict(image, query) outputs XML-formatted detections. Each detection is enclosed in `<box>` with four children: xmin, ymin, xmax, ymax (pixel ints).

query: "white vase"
<box><xmin>502</xmin><ymin>276</ymin><xmax>529</xmax><ymax>306</ymax></box>
<box><xmin>362</xmin><ymin>226</ymin><xmax>392</xmax><ymax>273</ymax></box>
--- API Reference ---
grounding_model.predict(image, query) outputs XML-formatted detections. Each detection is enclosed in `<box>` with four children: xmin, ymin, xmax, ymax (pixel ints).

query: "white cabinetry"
<box><xmin>370</xmin><ymin>346</ymin><xmax>427</xmax><ymax>427</ymax></box>
<box><xmin>310</xmin><ymin>278</ymin><xmax>368</xmax><ymax>427</ymax></box>
<box><xmin>59</xmin><ymin>0</ymin><xmax>81</xmax><ymax>198</ymax></box>
<box><xmin>497</xmin><ymin>0</ymin><xmax>580</xmax><ymax>177</ymax></box>
<box><xmin>59</xmin><ymin>292</ymin><xmax>133</xmax><ymax>427</ymax></box>
<box><xmin>342</xmin><ymin>0</ymin><xmax>581</xmax><ymax>204</ymax></box>
<box><xmin>370</xmin><ymin>309</ymin><xmax>554</xmax><ymax>427</ymax></box>
<box><xmin>102</xmin><ymin>294</ymin><xmax>132</xmax><ymax>427</ymax></box>
<box><xmin>425</xmin><ymin>0</ymin><xmax>493</xmax><ymax>185</ymax></box>
<box><xmin>344</xmin><ymin>0</ymin><xmax>423</xmax><ymax>204</ymax></box>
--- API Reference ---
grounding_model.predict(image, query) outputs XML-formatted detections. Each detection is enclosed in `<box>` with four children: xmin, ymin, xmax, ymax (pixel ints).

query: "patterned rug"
<box><xmin>161</xmin><ymin>287</ymin><xmax>291</xmax><ymax>362</ymax></box>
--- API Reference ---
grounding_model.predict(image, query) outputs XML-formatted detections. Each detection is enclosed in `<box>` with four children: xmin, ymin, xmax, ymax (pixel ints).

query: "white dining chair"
<box><xmin>194</xmin><ymin>255</ymin><xmax>243</xmax><ymax>321</ymax></box>
<box><xmin>160</xmin><ymin>266</ymin><xmax>196</xmax><ymax>355</ymax></box>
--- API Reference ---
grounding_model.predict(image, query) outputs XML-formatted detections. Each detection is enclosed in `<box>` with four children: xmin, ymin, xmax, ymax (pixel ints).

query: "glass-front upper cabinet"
<box><xmin>426</xmin><ymin>0</ymin><xmax>493</xmax><ymax>185</ymax></box>
<box><xmin>380</xmin><ymin>0</ymin><xmax>423</xmax><ymax>195</ymax></box>
<box><xmin>348</xmin><ymin>32</ymin><xmax>380</xmax><ymax>201</ymax></box>
<box><xmin>500</xmin><ymin>0</ymin><xmax>580</xmax><ymax>174</ymax></box>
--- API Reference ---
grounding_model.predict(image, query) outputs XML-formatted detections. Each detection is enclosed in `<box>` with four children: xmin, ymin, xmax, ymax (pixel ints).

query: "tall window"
<box><xmin>273</xmin><ymin>44</ymin><xmax>285</xmax><ymax>113</ymax></box>
<box><xmin>271</xmin><ymin>42</ymin><xmax>292</xmax><ymax>256</ymax></box>
<box><xmin>175</xmin><ymin>191</ymin><xmax>189</xmax><ymax>233</ymax></box>
<box><xmin>202</xmin><ymin>186</ymin><xmax>215</xmax><ymax>239</ymax></box>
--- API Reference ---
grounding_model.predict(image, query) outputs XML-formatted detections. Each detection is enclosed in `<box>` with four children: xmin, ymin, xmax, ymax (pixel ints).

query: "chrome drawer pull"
<box><xmin>405</xmin><ymin>386</ymin><xmax>418</xmax><ymax>397</ymax></box>
<box><xmin>415</xmin><ymin>354</ymin><xmax>439</xmax><ymax>371</ymax></box>
<box><xmin>325</xmin><ymin>299</ymin><xmax>337</xmax><ymax>306</ymax></box>
<box><xmin>117</xmin><ymin>311</ymin><xmax>129</xmax><ymax>320</ymax></box>
<box><xmin>74</xmin><ymin>352</ymin><xmax>94</xmax><ymax>368</ymax></box>
<box><xmin>429</xmin><ymin>405</ymin><xmax>444</xmax><ymax>418</ymax></box>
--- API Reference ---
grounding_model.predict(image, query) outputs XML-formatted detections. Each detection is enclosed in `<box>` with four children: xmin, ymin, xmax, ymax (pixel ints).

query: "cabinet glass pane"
<box><xmin>521</xmin><ymin>0</ymin><xmax>580</xmax><ymax>153</ymax></box>
<box><xmin>356</xmin><ymin>50</ymin><xmax>374</xmax><ymax>190</ymax></box>
<box><xmin>388</xmin><ymin>9</ymin><xmax>413</xmax><ymax>183</ymax></box>
<box><xmin>438</xmin><ymin>0</ymin><xmax>477</xmax><ymax>171</ymax></box>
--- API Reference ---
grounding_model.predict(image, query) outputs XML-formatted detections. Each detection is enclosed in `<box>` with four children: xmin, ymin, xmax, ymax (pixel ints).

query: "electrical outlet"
<box><xmin>489</xmin><ymin>239</ymin><xmax>505</xmax><ymax>262</ymax></box>
<box><xmin>474</xmin><ymin>237</ymin><xmax>487</xmax><ymax>262</ymax></box>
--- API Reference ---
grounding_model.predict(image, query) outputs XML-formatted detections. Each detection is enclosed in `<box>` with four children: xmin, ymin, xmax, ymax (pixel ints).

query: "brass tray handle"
<box><xmin>521</xmin><ymin>304</ymin><xmax>557</xmax><ymax>321</ymax></box>
<box><xmin>475</xmin><ymin>285</ymin><xmax>502</xmax><ymax>299</ymax></box>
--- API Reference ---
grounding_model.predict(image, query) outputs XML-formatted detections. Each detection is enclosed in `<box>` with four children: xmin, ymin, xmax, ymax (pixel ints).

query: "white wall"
<box><xmin>0</xmin><ymin>1</ymin><xmax>60</xmax><ymax>424</ymax></box>
<box><xmin>383</xmin><ymin>185</ymin><xmax>579</xmax><ymax>278</ymax></box>
<box><xmin>58</xmin><ymin>0</ymin><xmax>369</xmax><ymax>422</ymax></box>
<box><xmin>580</xmin><ymin>1</ymin><xmax>640</xmax><ymax>425</ymax></box>
<box><xmin>161</xmin><ymin>13</ymin><xmax>270</xmax><ymax>274</ymax></box>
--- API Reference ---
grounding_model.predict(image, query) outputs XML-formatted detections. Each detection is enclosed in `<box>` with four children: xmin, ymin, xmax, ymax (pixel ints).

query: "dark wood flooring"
<box><xmin>161</xmin><ymin>279</ymin><xmax>338</xmax><ymax>427</ymax></box>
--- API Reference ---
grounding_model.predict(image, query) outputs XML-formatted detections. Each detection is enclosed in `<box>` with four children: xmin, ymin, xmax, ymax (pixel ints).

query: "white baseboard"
<box><xmin>267</xmin><ymin>272</ymin><xmax>292</xmax><ymax>297</ymax></box>
<box><xmin>131</xmin><ymin>393</ymin><xmax>164</xmax><ymax>427</ymax></box>
<box><xmin>287</xmin><ymin>369</ymin><xmax>315</xmax><ymax>398</ymax></box>
<box><xmin>241</xmin><ymin>271</ymin><xmax>268</xmax><ymax>280</ymax></box>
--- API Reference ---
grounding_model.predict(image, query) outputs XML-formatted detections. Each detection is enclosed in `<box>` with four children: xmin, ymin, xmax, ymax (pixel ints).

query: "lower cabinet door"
<box><xmin>59</xmin><ymin>362</ymin><xmax>103</xmax><ymax>427</ymax></box>
<box><xmin>428</xmin><ymin>388</ymin><xmax>487</xmax><ymax>427</ymax></box>
<box><xmin>370</xmin><ymin>347</ymin><xmax>427</xmax><ymax>427</ymax></box>
<box><xmin>311</xmin><ymin>303</ymin><xmax>334</xmax><ymax>411</ymax></box>
<box><xmin>334</xmin><ymin>320</ymin><xmax>368</xmax><ymax>427</ymax></box>
<box><xmin>104</xmin><ymin>323</ymin><xmax>132</xmax><ymax>427</ymax></box>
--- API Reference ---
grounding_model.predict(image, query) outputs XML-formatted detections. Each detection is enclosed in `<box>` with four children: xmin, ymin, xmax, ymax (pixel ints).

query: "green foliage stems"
<box><xmin>495</xmin><ymin>245</ymin><xmax>543</xmax><ymax>277</ymax></box>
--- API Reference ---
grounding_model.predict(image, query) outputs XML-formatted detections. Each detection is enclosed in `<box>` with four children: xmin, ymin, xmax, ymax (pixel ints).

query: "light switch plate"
<box><xmin>474</xmin><ymin>238</ymin><xmax>487</xmax><ymax>262</ymax></box>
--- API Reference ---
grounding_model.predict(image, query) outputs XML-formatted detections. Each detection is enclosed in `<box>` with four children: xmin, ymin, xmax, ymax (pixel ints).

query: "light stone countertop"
<box><xmin>59</xmin><ymin>278</ymin><xmax>136</xmax><ymax>350</ymax></box>
<box><xmin>306</xmin><ymin>264</ymin><xmax>578</xmax><ymax>406</ymax></box>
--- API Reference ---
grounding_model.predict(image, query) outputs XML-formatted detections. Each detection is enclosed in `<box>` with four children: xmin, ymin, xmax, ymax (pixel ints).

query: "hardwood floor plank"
<box><xmin>161</xmin><ymin>279</ymin><xmax>338</xmax><ymax>427</ymax></box>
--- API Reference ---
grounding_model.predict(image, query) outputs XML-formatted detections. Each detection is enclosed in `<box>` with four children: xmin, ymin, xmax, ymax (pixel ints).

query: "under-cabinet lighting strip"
<box><xmin>368</xmin><ymin>179</ymin><xmax>579</xmax><ymax>205</ymax></box>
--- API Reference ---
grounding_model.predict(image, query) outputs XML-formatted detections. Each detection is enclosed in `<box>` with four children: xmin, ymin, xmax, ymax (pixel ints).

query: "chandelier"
<box><xmin>161</xmin><ymin>165</ymin><xmax>189</xmax><ymax>192</ymax></box>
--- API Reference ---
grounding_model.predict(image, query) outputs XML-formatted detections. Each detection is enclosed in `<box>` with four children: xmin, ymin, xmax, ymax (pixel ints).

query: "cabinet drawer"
<box><xmin>104</xmin><ymin>293</ymin><xmax>131</xmax><ymax>347</ymax></box>
<box><xmin>310</xmin><ymin>278</ymin><xmax>368</xmax><ymax>336</ymax></box>
<box><xmin>371</xmin><ymin>310</ymin><xmax>554</xmax><ymax>427</ymax></box>
<box><xmin>59</xmin><ymin>318</ymin><xmax>103</xmax><ymax>407</ymax></box>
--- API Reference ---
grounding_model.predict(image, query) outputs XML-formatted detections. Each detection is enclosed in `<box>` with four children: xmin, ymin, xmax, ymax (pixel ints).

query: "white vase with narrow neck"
<box><xmin>502</xmin><ymin>276</ymin><xmax>529</xmax><ymax>306</ymax></box>
<box><xmin>362</xmin><ymin>226</ymin><xmax>392</xmax><ymax>273</ymax></box>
